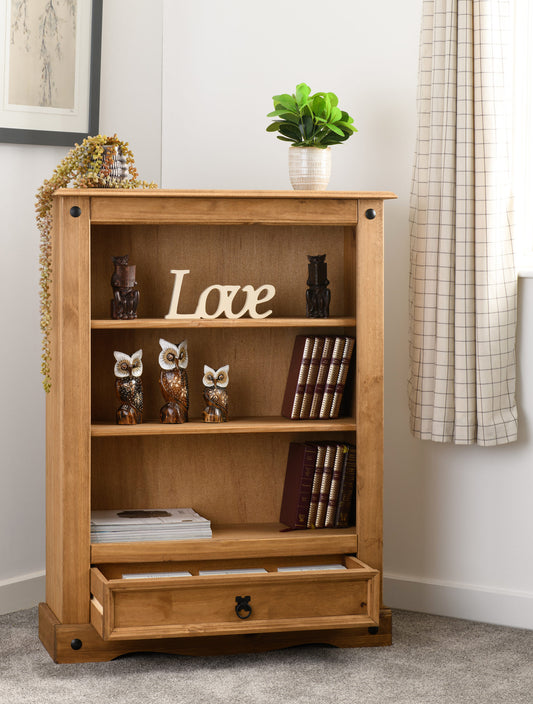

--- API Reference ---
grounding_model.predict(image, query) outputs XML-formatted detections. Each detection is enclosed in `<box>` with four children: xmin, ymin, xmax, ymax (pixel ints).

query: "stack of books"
<box><xmin>281</xmin><ymin>335</ymin><xmax>355</xmax><ymax>420</ymax></box>
<box><xmin>279</xmin><ymin>442</ymin><xmax>356</xmax><ymax>530</ymax></box>
<box><xmin>90</xmin><ymin>507</ymin><xmax>212</xmax><ymax>543</ymax></box>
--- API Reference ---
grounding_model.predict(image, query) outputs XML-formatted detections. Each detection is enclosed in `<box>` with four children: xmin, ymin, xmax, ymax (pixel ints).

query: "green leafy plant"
<box><xmin>36</xmin><ymin>134</ymin><xmax>157</xmax><ymax>392</ymax></box>
<box><xmin>266</xmin><ymin>83</ymin><xmax>357</xmax><ymax>148</ymax></box>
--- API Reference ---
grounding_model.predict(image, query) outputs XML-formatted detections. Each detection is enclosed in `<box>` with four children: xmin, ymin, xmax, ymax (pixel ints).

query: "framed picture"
<box><xmin>0</xmin><ymin>0</ymin><xmax>102</xmax><ymax>146</ymax></box>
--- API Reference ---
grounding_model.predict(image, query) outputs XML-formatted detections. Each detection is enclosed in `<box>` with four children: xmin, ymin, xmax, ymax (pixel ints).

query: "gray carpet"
<box><xmin>0</xmin><ymin>608</ymin><xmax>531</xmax><ymax>703</ymax></box>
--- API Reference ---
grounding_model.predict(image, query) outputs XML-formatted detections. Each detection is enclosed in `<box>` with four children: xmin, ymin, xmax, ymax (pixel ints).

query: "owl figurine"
<box><xmin>158</xmin><ymin>338</ymin><xmax>189</xmax><ymax>423</ymax></box>
<box><xmin>114</xmin><ymin>349</ymin><xmax>143</xmax><ymax>424</ymax></box>
<box><xmin>202</xmin><ymin>364</ymin><xmax>229</xmax><ymax>422</ymax></box>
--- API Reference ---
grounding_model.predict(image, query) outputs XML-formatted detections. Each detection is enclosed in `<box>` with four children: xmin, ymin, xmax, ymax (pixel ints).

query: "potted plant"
<box><xmin>266</xmin><ymin>83</ymin><xmax>357</xmax><ymax>190</ymax></box>
<box><xmin>36</xmin><ymin>133</ymin><xmax>157</xmax><ymax>391</ymax></box>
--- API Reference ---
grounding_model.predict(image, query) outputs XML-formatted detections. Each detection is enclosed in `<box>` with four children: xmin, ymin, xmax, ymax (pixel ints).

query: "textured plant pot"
<box><xmin>288</xmin><ymin>146</ymin><xmax>331</xmax><ymax>191</ymax></box>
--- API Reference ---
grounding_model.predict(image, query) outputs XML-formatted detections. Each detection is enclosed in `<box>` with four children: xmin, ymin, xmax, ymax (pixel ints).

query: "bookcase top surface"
<box><xmin>53</xmin><ymin>188</ymin><xmax>397</xmax><ymax>200</ymax></box>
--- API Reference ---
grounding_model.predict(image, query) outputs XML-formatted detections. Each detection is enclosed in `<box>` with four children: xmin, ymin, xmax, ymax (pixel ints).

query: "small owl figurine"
<box><xmin>202</xmin><ymin>364</ymin><xmax>229</xmax><ymax>423</ymax></box>
<box><xmin>114</xmin><ymin>349</ymin><xmax>143</xmax><ymax>424</ymax></box>
<box><xmin>158</xmin><ymin>338</ymin><xmax>189</xmax><ymax>423</ymax></box>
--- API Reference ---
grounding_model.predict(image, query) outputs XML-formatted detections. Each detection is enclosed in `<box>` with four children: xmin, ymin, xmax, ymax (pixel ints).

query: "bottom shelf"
<box><xmin>90</xmin><ymin>522</ymin><xmax>358</xmax><ymax>563</ymax></box>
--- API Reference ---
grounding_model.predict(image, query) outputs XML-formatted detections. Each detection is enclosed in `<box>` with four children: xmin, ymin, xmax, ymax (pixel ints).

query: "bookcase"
<box><xmin>39</xmin><ymin>189</ymin><xmax>396</xmax><ymax>662</ymax></box>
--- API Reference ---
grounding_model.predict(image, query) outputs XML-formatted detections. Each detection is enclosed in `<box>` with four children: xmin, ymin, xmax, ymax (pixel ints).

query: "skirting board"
<box><xmin>0</xmin><ymin>571</ymin><xmax>45</xmax><ymax>616</ymax></box>
<box><xmin>384</xmin><ymin>573</ymin><xmax>533</xmax><ymax>631</ymax></box>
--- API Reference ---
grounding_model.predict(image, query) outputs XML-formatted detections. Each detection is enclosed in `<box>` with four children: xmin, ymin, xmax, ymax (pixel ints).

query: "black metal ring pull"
<box><xmin>235</xmin><ymin>595</ymin><xmax>252</xmax><ymax>619</ymax></box>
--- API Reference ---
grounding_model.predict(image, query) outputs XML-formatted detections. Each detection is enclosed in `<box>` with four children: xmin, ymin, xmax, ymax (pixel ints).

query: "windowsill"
<box><xmin>517</xmin><ymin>268</ymin><xmax>533</xmax><ymax>278</ymax></box>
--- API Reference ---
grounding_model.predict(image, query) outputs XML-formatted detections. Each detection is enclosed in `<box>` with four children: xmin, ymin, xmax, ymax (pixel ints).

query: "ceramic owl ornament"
<box><xmin>158</xmin><ymin>338</ymin><xmax>189</xmax><ymax>423</ymax></box>
<box><xmin>202</xmin><ymin>364</ymin><xmax>229</xmax><ymax>422</ymax></box>
<box><xmin>114</xmin><ymin>349</ymin><xmax>143</xmax><ymax>424</ymax></box>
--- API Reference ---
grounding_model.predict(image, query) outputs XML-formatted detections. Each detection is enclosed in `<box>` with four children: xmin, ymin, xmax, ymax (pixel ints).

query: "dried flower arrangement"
<box><xmin>36</xmin><ymin>134</ymin><xmax>157</xmax><ymax>391</ymax></box>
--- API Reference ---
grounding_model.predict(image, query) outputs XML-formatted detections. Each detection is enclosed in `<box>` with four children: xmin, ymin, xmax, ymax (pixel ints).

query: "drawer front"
<box><xmin>91</xmin><ymin>557</ymin><xmax>379</xmax><ymax>641</ymax></box>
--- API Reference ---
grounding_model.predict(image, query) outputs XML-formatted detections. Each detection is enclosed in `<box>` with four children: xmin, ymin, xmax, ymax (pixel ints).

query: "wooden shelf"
<box><xmin>91</xmin><ymin>416</ymin><xmax>357</xmax><ymax>437</ymax></box>
<box><xmin>91</xmin><ymin>522</ymin><xmax>358</xmax><ymax>563</ymax></box>
<box><xmin>91</xmin><ymin>317</ymin><xmax>356</xmax><ymax>330</ymax></box>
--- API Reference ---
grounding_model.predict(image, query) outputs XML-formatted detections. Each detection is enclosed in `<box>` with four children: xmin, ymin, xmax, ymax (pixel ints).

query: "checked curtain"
<box><xmin>408</xmin><ymin>0</ymin><xmax>517</xmax><ymax>445</ymax></box>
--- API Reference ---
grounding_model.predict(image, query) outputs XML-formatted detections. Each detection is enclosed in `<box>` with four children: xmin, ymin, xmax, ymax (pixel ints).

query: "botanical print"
<box><xmin>8</xmin><ymin>0</ymin><xmax>77</xmax><ymax>110</ymax></box>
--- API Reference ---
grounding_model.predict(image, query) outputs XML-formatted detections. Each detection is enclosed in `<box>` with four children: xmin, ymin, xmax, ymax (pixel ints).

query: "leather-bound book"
<box><xmin>325</xmin><ymin>443</ymin><xmax>349</xmax><ymax>527</ymax></box>
<box><xmin>308</xmin><ymin>336</ymin><xmax>335</xmax><ymax>420</ymax></box>
<box><xmin>299</xmin><ymin>336</ymin><xmax>325</xmax><ymax>419</ymax></box>
<box><xmin>329</xmin><ymin>336</ymin><xmax>355</xmax><ymax>418</ymax></box>
<box><xmin>306</xmin><ymin>443</ymin><xmax>327</xmax><ymax>527</ymax></box>
<box><xmin>281</xmin><ymin>336</ymin><xmax>315</xmax><ymax>419</ymax></box>
<box><xmin>334</xmin><ymin>443</ymin><xmax>356</xmax><ymax>528</ymax></box>
<box><xmin>314</xmin><ymin>442</ymin><xmax>337</xmax><ymax>528</ymax></box>
<box><xmin>318</xmin><ymin>337</ymin><xmax>345</xmax><ymax>418</ymax></box>
<box><xmin>279</xmin><ymin>442</ymin><xmax>318</xmax><ymax>529</ymax></box>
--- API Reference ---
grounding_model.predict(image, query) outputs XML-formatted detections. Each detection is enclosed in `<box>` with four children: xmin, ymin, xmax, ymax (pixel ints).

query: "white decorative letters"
<box><xmin>165</xmin><ymin>270</ymin><xmax>276</xmax><ymax>320</ymax></box>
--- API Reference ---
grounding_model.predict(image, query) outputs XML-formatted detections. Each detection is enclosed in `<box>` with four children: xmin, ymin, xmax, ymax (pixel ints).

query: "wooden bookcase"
<box><xmin>39</xmin><ymin>189</ymin><xmax>396</xmax><ymax>662</ymax></box>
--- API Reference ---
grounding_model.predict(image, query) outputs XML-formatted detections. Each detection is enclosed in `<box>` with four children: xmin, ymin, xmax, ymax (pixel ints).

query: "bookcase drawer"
<box><xmin>90</xmin><ymin>555</ymin><xmax>379</xmax><ymax>641</ymax></box>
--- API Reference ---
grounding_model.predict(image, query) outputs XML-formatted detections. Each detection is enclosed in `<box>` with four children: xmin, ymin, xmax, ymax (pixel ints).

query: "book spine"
<box><xmin>299</xmin><ymin>336</ymin><xmax>324</xmax><ymax>419</ymax></box>
<box><xmin>279</xmin><ymin>442</ymin><xmax>318</xmax><ymax>529</ymax></box>
<box><xmin>319</xmin><ymin>337</ymin><xmax>345</xmax><ymax>418</ymax></box>
<box><xmin>309</xmin><ymin>336</ymin><xmax>335</xmax><ymax>419</ymax></box>
<box><xmin>314</xmin><ymin>443</ymin><xmax>337</xmax><ymax>528</ymax></box>
<box><xmin>281</xmin><ymin>336</ymin><xmax>315</xmax><ymax>419</ymax></box>
<box><xmin>334</xmin><ymin>444</ymin><xmax>356</xmax><ymax>528</ymax></box>
<box><xmin>329</xmin><ymin>337</ymin><xmax>355</xmax><ymax>419</ymax></box>
<box><xmin>306</xmin><ymin>443</ymin><xmax>326</xmax><ymax>527</ymax></box>
<box><xmin>325</xmin><ymin>443</ymin><xmax>348</xmax><ymax>527</ymax></box>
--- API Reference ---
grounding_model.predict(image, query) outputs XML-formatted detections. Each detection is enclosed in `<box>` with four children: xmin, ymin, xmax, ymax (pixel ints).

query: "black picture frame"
<box><xmin>0</xmin><ymin>0</ymin><xmax>102</xmax><ymax>147</ymax></box>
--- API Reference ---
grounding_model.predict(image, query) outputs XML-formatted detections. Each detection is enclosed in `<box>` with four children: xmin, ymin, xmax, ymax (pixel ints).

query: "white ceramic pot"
<box><xmin>288</xmin><ymin>146</ymin><xmax>331</xmax><ymax>191</ymax></box>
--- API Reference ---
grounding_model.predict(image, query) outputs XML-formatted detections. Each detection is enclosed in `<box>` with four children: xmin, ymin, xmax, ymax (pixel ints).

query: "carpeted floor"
<box><xmin>0</xmin><ymin>607</ymin><xmax>531</xmax><ymax>703</ymax></box>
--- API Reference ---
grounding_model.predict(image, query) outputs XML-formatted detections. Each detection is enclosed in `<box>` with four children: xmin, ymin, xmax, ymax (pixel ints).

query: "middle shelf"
<box><xmin>91</xmin><ymin>416</ymin><xmax>356</xmax><ymax>437</ymax></box>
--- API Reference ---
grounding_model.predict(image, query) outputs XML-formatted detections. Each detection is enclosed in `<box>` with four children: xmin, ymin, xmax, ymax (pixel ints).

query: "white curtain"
<box><xmin>408</xmin><ymin>0</ymin><xmax>517</xmax><ymax>445</ymax></box>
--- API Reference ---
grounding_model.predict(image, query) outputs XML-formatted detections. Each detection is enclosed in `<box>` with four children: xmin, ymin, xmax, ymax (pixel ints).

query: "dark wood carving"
<box><xmin>111</xmin><ymin>255</ymin><xmax>139</xmax><ymax>320</ymax></box>
<box><xmin>306</xmin><ymin>254</ymin><xmax>330</xmax><ymax>318</ymax></box>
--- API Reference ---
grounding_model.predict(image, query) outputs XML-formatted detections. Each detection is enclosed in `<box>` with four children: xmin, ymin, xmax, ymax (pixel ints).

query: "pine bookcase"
<box><xmin>39</xmin><ymin>189</ymin><xmax>396</xmax><ymax>662</ymax></box>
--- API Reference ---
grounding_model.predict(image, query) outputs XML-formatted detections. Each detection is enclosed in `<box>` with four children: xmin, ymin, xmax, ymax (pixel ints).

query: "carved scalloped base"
<box><xmin>39</xmin><ymin>603</ymin><xmax>392</xmax><ymax>663</ymax></box>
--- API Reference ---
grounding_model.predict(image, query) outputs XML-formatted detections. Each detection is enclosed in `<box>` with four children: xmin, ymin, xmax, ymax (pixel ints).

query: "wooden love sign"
<box><xmin>165</xmin><ymin>270</ymin><xmax>276</xmax><ymax>320</ymax></box>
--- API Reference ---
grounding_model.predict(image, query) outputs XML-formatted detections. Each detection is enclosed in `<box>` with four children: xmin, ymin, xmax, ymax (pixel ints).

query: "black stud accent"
<box><xmin>70</xmin><ymin>206</ymin><xmax>82</xmax><ymax>218</ymax></box>
<box><xmin>70</xmin><ymin>638</ymin><xmax>83</xmax><ymax>650</ymax></box>
<box><xmin>368</xmin><ymin>626</ymin><xmax>379</xmax><ymax>635</ymax></box>
<box><xmin>365</xmin><ymin>208</ymin><xmax>377</xmax><ymax>220</ymax></box>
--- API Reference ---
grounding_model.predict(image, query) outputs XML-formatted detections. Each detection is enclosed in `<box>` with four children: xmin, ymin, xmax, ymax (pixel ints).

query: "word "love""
<box><xmin>165</xmin><ymin>270</ymin><xmax>276</xmax><ymax>320</ymax></box>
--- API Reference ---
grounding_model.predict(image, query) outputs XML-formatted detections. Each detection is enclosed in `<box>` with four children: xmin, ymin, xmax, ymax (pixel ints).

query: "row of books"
<box><xmin>281</xmin><ymin>335</ymin><xmax>355</xmax><ymax>420</ymax></box>
<box><xmin>90</xmin><ymin>507</ymin><xmax>212</xmax><ymax>543</ymax></box>
<box><xmin>279</xmin><ymin>441</ymin><xmax>356</xmax><ymax>530</ymax></box>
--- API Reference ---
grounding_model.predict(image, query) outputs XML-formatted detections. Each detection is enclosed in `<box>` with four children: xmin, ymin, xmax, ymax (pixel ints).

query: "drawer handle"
<box><xmin>235</xmin><ymin>595</ymin><xmax>252</xmax><ymax>619</ymax></box>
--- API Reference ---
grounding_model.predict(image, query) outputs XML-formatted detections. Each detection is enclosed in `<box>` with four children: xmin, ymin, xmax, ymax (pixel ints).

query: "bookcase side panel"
<box><xmin>46</xmin><ymin>195</ymin><xmax>91</xmax><ymax>624</ymax></box>
<box><xmin>354</xmin><ymin>200</ymin><xmax>384</xmax><ymax>581</ymax></box>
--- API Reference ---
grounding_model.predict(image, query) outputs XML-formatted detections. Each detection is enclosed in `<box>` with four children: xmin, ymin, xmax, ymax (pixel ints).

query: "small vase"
<box><xmin>288</xmin><ymin>146</ymin><xmax>331</xmax><ymax>191</ymax></box>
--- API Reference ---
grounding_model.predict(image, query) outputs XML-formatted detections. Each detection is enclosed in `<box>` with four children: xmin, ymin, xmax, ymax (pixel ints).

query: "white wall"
<box><xmin>0</xmin><ymin>0</ymin><xmax>162</xmax><ymax>614</ymax></box>
<box><xmin>1</xmin><ymin>0</ymin><xmax>531</xmax><ymax>629</ymax></box>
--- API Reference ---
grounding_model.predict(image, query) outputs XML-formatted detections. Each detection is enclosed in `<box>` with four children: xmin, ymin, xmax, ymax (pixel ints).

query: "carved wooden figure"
<box><xmin>202</xmin><ymin>365</ymin><xmax>229</xmax><ymax>422</ymax></box>
<box><xmin>111</xmin><ymin>255</ymin><xmax>139</xmax><ymax>320</ymax></box>
<box><xmin>158</xmin><ymin>338</ymin><xmax>189</xmax><ymax>423</ymax></box>
<box><xmin>306</xmin><ymin>254</ymin><xmax>330</xmax><ymax>318</ymax></box>
<box><xmin>114</xmin><ymin>349</ymin><xmax>143</xmax><ymax>424</ymax></box>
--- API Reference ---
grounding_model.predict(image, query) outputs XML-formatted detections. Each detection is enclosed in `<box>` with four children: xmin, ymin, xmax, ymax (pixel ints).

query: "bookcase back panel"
<box><xmin>91</xmin><ymin>431</ymin><xmax>353</xmax><ymax>524</ymax></box>
<box><xmin>91</xmin><ymin>327</ymin><xmax>355</xmax><ymax>422</ymax></box>
<box><xmin>91</xmin><ymin>225</ymin><xmax>353</xmax><ymax>319</ymax></box>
